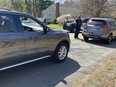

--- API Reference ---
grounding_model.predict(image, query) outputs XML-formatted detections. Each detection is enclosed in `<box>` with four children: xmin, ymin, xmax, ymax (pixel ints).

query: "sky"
<box><xmin>55</xmin><ymin>0</ymin><xmax>65</xmax><ymax>3</ymax></box>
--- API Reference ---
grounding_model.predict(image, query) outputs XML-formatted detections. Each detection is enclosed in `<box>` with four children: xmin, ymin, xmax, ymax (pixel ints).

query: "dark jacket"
<box><xmin>75</xmin><ymin>18</ymin><xmax>82</xmax><ymax>29</ymax></box>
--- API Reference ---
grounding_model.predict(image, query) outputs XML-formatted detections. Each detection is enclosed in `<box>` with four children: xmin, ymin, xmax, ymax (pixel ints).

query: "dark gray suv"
<box><xmin>0</xmin><ymin>9</ymin><xmax>70</xmax><ymax>71</ymax></box>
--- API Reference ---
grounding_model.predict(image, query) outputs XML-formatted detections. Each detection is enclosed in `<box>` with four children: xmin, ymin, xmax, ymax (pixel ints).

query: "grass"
<box><xmin>85</xmin><ymin>56</ymin><xmax>116</xmax><ymax>87</ymax></box>
<box><xmin>68</xmin><ymin>55</ymin><xmax>116</xmax><ymax>87</ymax></box>
<box><xmin>46</xmin><ymin>24</ymin><xmax>63</xmax><ymax>29</ymax></box>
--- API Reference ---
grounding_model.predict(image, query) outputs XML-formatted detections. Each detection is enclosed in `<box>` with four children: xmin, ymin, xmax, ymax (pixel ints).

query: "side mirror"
<box><xmin>46</xmin><ymin>27</ymin><xmax>50</xmax><ymax>32</ymax></box>
<box><xmin>44</xmin><ymin>26</ymin><xmax>50</xmax><ymax>34</ymax></box>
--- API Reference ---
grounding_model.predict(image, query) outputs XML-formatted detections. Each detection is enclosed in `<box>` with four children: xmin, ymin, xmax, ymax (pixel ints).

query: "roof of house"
<box><xmin>44</xmin><ymin>4</ymin><xmax>78</xmax><ymax>17</ymax></box>
<box><xmin>60</xmin><ymin>6</ymin><xmax>78</xmax><ymax>17</ymax></box>
<box><xmin>45</xmin><ymin>4</ymin><xmax>56</xmax><ymax>11</ymax></box>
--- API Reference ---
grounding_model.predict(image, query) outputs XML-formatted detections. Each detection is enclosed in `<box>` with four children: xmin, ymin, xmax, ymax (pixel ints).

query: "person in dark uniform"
<box><xmin>74</xmin><ymin>16</ymin><xmax>82</xmax><ymax>39</ymax></box>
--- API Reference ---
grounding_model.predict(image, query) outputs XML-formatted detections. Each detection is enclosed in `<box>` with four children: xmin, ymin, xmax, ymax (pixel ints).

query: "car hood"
<box><xmin>49</xmin><ymin>29</ymin><xmax>66</xmax><ymax>33</ymax></box>
<box><xmin>66</xmin><ymin>22</ymin><xmax>76</xmax><ymax>26</ymax></box>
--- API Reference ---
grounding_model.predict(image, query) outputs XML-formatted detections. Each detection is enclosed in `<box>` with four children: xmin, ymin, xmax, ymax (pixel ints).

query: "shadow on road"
<box><xmin>84</xmin><ymin>39</ymin><xmax>116</xmax><ymax>49</ymax></box>
<box><xmin>0</xmin><ymin>57</ymin><xmax>80</xmax><ymax>87</ymax></box>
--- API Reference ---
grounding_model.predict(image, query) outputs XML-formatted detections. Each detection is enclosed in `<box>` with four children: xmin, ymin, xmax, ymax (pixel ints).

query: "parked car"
<box><xmin>63</xmin><ymin>18</ymin><xmax>90</xmax><ymax>32</ymax></box>
<box><xmin>82</xmin><ymin>18</ymin><xmax>116</xmax><ymax>44</ymax></box>
<box><xmin>0</xmin><ymin>9</ymin><xmax>70</xmax><ymax>71</ymax></box>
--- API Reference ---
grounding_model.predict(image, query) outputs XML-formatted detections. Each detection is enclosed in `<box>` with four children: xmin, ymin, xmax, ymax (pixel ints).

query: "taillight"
<box><xmin>101</xmin><ymin>25</ymin><xmax>108</xmax><ymax>29</ymax></box>
<box><xmin>100</xmin><ymin>25</ymin><xmax>108</xmax><ymax>32</ymax></box>
<box><xmin>82</xmin><ymin>23</ymin><xmax>88</xmax><ymax>27</ymax></box>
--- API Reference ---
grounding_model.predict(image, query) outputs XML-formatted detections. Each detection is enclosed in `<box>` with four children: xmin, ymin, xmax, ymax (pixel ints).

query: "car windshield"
<box><xmin>88</xmin><ymin>19</ymin><xmax>106</xmax><ymax>26</ymax></box>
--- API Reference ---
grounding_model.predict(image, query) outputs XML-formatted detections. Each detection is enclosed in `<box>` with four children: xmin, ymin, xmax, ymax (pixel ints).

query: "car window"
<box><xmin>0</xmin><ymin>15</ymin><xmax>17</xmax><ymax>32</ymax></box>
<box><xmin>88</xmin><ymin>19</ymin><xmax>106</xmax><ymax>26</ymax></box>
<box><xmin>19</xmin><ymin>16</ymin><xmax>44</xmax><ymax>32</ymax></box>
<box><xmin>81</xmin><ymin>18</ymin><xmax>89</xmax><ymax>23</ymax></box>
<box><xmin>109</xmin><ymin>21</ymin><xmax>115</xmax><ymax>26</ymax></box>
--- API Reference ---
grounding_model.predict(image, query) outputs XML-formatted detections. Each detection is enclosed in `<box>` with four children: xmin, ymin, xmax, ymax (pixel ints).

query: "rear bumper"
<box><xmin>82</xmin><ymin>33</ymin><xmax>109</xmax><ymax>39</ymax></box>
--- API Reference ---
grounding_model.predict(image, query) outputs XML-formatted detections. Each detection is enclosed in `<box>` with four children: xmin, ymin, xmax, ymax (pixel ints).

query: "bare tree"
<box><xmin>79</xmin><ymin>0</ymin><xmax>108</xmax><ymax>17</ymax></box>
<box><xmin>63</xmin><ymin>0</ymin><xmax>115</xmax><ymax>17</ymax></box>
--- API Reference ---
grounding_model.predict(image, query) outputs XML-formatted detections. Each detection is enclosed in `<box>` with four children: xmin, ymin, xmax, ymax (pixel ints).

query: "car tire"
<box><xmin>52</xmin><ymin>43</ymin><xmax>69</xmax><ymax>63</ymax></box>
<box><xmin>83</xmin><ymin>36</ymin><xmax>89</xmax><ymax>41</ymax></box>
<box><xmin>105</xmin><ymin>34</ymin><xmax>112</xmax><ymax>44</ymax></box>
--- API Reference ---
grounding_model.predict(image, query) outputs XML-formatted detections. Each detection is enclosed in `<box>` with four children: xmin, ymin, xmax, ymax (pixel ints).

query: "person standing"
<box><xmin>74</xmin><ymin>16</ymin><xmax>82</xmax><ymax>39</ymax></box>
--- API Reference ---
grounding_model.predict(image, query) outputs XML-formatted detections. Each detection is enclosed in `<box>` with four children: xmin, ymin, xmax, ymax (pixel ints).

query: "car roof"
<box><xmin>90</xmin><ymin>18</ymin><xmax>115</xmax><ymax>22</ymax></box>
<box><xmin>0</xmin><ymin>8</ymin><xmax>47</xmax><ymax>27</ymax></box>
<box><xmin>81</xmin><ymin>17</ymin><xmax>89</xmax><ymax>20</ymax></box>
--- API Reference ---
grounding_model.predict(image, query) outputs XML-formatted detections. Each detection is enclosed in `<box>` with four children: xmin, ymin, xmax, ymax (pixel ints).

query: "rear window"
<box><xmin>88</xmin><ymin>19</ymin><xmax>106</xmax><ymax>26</ymax></box>
<box><xmin>81</xmin><ymin>18</ymin><xmax>89</xmax><ymax>23</ymax></box>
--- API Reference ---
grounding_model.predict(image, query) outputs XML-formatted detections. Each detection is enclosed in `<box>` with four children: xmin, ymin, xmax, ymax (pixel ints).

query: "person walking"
<box><xmin>74</xmin><ymin>16</ymin><xmax>82</xmax><ymax>39</ymax></box>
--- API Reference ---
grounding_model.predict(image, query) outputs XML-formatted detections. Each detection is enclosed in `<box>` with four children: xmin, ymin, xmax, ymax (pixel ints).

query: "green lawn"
<box><xmin>47</xmin><ymin>24</ymin><xmax>63</xmax><ymax>29</ymax></box>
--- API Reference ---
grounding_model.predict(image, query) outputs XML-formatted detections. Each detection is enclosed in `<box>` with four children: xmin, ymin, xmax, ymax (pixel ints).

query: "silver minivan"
<box><xmin>82</xmin><ymin>18</ymin><xmax>116</xmax><ymax>44</ymax></box>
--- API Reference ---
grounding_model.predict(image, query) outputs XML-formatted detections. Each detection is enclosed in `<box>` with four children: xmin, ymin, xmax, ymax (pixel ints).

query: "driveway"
<box><xmin>56</xmin><ymin>33</ymin><xmax>116</xmax><ymax>86</ymax></box>
<box><xmin>0</xmin><ymin>33</ymin><xmax>116</xmax><ymax>87</ymax></box>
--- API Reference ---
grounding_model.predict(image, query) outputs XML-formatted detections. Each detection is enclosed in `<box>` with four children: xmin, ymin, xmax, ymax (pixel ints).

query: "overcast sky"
<box><xmin>55</xmin><ymin>0</ymin><xmax>65</xmax><ymax>3</ymax></box>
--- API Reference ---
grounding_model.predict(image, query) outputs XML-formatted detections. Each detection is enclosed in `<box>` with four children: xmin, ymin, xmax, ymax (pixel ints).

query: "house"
<box><xmin>44</xmin><ymin>3</ymin><xmax>78</xmax><ymax>22</ymax></box>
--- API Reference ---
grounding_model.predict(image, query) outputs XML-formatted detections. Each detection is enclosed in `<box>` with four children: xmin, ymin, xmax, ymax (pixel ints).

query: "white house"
<box><xmin>44</xmin><ymin>3</ymin><xmax>78</xmax><ymax>22</ymax></box>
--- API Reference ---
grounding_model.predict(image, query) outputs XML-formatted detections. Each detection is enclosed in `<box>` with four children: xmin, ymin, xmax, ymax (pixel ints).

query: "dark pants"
<box><xmin>74</xmin><ymin>28</ymin><xmax>80</xmax><ymax>38</ymax></box>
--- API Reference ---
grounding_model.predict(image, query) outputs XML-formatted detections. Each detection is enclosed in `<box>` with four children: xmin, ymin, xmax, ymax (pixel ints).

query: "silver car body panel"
<box><xmin>82</xmin><ymin>18</ymin><xmax>116</xmax><ymax>39</ymax></box>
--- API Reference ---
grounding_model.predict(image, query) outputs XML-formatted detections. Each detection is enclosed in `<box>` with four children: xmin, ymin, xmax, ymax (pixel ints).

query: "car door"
<box><xmin>18</xmin><ymin>15</ymin><xmax>50</xmax><ymax>60</ymax></box>
<box><xmin>0</xmin><ymin>14</ymin><xmax>26</xmax><ymax>69</ymax></box>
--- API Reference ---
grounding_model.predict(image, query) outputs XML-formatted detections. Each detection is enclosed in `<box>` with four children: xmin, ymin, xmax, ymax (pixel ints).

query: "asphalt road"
<box><xmin>0</xmin><ymin>33</ymin><xmax>116</xmax><ymax>87</ymax></box>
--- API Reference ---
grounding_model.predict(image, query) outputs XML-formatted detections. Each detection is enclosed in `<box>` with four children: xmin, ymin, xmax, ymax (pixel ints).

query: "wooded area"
<box><xmin>0</xmin><ymin>0</ymin><xmax>54</xmax><ymax>17</ymax></box>
<box><xmin>0</xmin><ymin>0</ymin><xmax>116</xmax><ymax>18</ymax></box>
<box><xmin>63</xmin><ymin>0</ymin><xmax>116</xmax><ymax>18</ymax></box>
